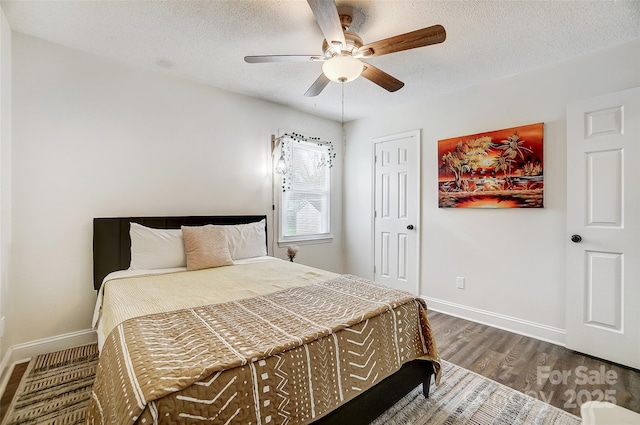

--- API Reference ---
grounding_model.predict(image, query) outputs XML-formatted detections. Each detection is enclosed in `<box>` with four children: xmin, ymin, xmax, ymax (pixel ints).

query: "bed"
<box><xmin>89</xmin><ymin>215</ymin><xmax>439</xmax><ymax>425</ymax></box>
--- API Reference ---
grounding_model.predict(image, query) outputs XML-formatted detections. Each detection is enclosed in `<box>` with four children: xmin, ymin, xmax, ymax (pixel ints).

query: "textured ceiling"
<box><xmin>3</xmin><ymin>0</ymin><xmax>640</xmax><ymax>122</ymax></box>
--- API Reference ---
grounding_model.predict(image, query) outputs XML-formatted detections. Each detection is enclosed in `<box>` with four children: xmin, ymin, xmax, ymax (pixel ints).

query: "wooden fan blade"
<box><xmin>307</xmin><ymin>0</ymin><xmax>345</xmax><ymax>49</ymax></box>
<box><xmin>357</xmin><ymin>24</ymin><xmax>446</xmax><ymax>58</ymax></box>
<box><xmin>361</xmin><ymin>63</ymin><xmax>404</xmax><ymax>92</ymax></box>
<box><xmin>304</xmin><ymin>73</ymin><xmax>331</xmax><ymax>97</ymax></box>
<box><xmin>244</xmin><ymin>55</ymin><xmax>325</xmax><ymax>63</ymax></box>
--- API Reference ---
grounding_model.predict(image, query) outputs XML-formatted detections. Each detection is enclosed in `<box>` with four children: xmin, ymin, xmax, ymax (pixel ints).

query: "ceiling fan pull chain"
<box><xmin>341</xmin><ymin>81</ymin><xmax>345</xmax><ymax>128</ymax></box>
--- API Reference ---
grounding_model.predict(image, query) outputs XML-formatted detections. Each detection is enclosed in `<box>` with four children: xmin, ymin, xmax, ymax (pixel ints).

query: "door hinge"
<box><xmin>374</xmin><ymin>210</ymin><xmax>377</xmax><ymax>218</ymax></box>
<box><xmin>373</xmin><ymin>265</ymin><xmax>376</xmax><ymax>273</ymax></box>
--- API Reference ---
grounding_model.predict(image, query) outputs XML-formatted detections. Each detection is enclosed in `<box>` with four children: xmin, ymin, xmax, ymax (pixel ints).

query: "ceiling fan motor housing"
<box><xmin>322</xmin><ymin>31</ymin><xmax>363</xmax><ymax>57</ymax></box>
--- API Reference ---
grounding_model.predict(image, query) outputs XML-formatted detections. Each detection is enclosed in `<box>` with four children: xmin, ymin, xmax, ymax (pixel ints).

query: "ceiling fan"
<box><xmin>244</xmin><ymin>0</ymin><xmax>446</xmax><ymax>97</ymax></box>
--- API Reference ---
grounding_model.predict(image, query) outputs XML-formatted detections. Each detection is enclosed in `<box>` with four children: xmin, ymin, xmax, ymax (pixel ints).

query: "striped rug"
<box><xmin>2</xmin><ymin>345</ymin><xmax>580</xmax><ymax>425</ymax></box>
<box><xmin>1</xmin><ymin>344</ymin><xmax>98</xmax><ymax>425</ymax></box>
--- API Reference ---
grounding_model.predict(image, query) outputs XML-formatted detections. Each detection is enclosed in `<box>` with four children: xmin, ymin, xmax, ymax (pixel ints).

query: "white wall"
<box><xmin>0</xmin><ymin>5</ymin><xmax>11</xmax><ymax>363</ymax></box>
<box><xmin>7</xmin><ymin>32</ymin><xmax>343</xmax><ymax>349</ymax></box>
<box><xmin>343</xmin><ymin>39</ymin><xmax>640</xmax><ymax>343</ymax></box>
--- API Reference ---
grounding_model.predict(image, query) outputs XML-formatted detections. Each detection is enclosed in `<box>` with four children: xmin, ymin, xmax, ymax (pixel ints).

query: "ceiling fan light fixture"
<box><xmin>322</xmin><ymin>55</ymin><xmax>363</xmax><ymax>83</ymax></box>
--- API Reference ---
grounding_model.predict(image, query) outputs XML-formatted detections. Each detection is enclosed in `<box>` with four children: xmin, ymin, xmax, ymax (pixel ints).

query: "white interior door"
<box><xmin>566</xmin><ymin>87</ymin><xmax>640</xmax><ymax>369</ymax></box>
<box><xmin>373</xmin><ymin>130</ymin><xmax>420</xmax><ymax>295</ymax></box>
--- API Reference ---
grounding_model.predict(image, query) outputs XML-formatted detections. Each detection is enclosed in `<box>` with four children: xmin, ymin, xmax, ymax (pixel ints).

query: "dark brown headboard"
<box><xmin>93</xmin><ymin>215</ymin><xmax>267</xmax><ymax>290</ymax></box>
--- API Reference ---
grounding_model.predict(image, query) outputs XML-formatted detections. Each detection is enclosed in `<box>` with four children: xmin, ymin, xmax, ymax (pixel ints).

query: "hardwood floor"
<box><xmin>1</xmin><ymin>312</ymin><xmax>638</xmax><ymax>421</ymax></box>
<box><xmin>0</xmin><ymin>361</ymin><xmax>28</xmax><ymax>422</ymax></box>
<box><xmin>427</xmin><ymin>310</ymin><xmax>640</xmax><ymax>417</ymax></box>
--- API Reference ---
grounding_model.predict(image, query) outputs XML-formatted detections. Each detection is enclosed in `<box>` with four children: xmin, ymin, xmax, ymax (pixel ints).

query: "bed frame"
<box><xmin>92</xmin><ymin>215</ymin><xmax>434</xmax><ymax>425</ymax></box>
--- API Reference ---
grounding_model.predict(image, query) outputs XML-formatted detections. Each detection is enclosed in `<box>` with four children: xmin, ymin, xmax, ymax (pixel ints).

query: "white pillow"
<box><xmin>219</xmin><ymin>219</ymin><xmax>267</xmax><ymax>260</ymax></box>
<box><xmin>129</xmin><ymin>222</ymin><xmax>186</xmax><ymax>270</ymax></box>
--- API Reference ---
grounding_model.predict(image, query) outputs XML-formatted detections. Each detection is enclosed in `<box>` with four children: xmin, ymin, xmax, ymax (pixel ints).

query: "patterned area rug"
<box><xmin>1</xmin><ymin>344</ymin><xmax>98</xmax><ymax>425</ymax></box>
<box><xmin>373</xmin><ymin>360</ymin><xmax>581</xmax><ymax>425</ymax></box>
<box><xmin>2</xmin><ymin>345</ymin><xmax>580</xmax><ymax>425</ymax></box>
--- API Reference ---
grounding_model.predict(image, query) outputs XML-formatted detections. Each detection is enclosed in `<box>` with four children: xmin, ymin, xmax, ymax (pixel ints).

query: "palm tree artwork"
<box><xmin>438</xmin><ymin>123</ymin><xmax>544</xmax><ymax>208</ymax></box>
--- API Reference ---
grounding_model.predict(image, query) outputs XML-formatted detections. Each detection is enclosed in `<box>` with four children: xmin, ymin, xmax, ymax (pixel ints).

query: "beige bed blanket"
<box><xmin>88</xmin><ymin>274</ymin><xmax>439</xmax><ymax>425</ymax></box>
<box><xmin>94</xmin><ymin>258</ymin><xmax>337</xmax><ymax>349</ymax></box>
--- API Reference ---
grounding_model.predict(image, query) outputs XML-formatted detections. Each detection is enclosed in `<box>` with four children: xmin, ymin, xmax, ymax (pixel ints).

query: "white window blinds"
<box><xmin>280</xmin><ymin>138</ymin><xmax>331</xmax><ymax>242</ymax></box>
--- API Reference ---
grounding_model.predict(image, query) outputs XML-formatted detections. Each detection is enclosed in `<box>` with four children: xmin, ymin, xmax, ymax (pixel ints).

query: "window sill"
<box><xmin>278</xmin><ymin>235</ymin><xmax>334</xmax><ymax>247</ymax></box>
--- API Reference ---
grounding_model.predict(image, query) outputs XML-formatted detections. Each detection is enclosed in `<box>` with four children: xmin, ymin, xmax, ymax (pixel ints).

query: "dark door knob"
<box><xmin>407</xmin><ymin>225</ymin><xmax>415</xmax><ymax>230</ymax></box>
<box><xmin>571</xmin><ymin>234</ymin><xmax>582</xmax><ymax>243</ymax></box>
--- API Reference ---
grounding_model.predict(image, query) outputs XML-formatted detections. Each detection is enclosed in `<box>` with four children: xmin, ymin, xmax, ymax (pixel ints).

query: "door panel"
<box><xmin>585</xmin><ymin>251</ymin><xmax>622</xmax><ymax>331</ymax></box>
<box><xmin>566</xmin><ymin>87</ymin><xmax>640</xmax><ymax>369</ymax></box>
<box><xmin>587</xmin><ymin>149</ymin><xmax>622</xmax><ymax>226</ymax></box>
<box><xmin>381</xmin><ymin>232</ymin><xmax>390</xmax><ymax>277</ymax></box>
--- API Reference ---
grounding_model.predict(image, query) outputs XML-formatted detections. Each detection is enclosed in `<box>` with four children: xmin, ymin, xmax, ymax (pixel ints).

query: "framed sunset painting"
<box><xmin>438</xmin><ymin>123</ymin><xmax>544</xmax><ymax>208</ymax></box>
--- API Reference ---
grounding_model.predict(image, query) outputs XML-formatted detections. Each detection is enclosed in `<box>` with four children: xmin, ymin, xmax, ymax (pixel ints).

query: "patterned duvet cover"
<box><xmin>87</xmin><ymin>274</ymin><xmax>439</xmax><ymax>425</ymax></box>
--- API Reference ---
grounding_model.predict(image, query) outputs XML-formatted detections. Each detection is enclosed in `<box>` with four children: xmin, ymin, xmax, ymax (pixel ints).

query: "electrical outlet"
<box><xmin>456</xmin><ymin>277</ymin><xmax>465</xmax><ymax>289</ymax></box>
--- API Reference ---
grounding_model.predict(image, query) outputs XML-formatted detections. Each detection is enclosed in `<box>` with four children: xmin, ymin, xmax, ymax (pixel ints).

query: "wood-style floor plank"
<box><xmin>0</xmin><ymin>362</ymin><xmax>28</xmax><ymax>422</ymax></box>
<box><xmin>428</xmin><ymin>310</ymin><xmax>640</xmax><ymax>416</ymax></box>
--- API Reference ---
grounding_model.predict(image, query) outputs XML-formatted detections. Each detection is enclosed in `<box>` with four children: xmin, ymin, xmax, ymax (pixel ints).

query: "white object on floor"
<box><xmin>581</xmin><ymin>401</ymin><xmax>640</xmax><ymax>425</ymax></box>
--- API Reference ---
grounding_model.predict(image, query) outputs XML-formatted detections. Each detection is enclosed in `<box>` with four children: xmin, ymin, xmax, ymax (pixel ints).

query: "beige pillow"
<box><xmin>181</xmin><ymin>225</ymin><xmax>234</xmax><ymax>271</ymax></box>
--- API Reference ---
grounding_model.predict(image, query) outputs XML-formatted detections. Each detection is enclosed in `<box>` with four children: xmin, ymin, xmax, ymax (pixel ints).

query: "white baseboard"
<box><xmin>422</xmin><ymin>296</ymin><xmax>566</xmax><ymax>346</ymax></box>
<box><xmin>0</xmin><ymin>329</ymin><xmax>96</xmax><ymax>398</ymax></box>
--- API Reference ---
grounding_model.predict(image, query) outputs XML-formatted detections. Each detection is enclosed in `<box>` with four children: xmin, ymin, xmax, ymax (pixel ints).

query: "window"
<box><xmin>279</xmin><ymin>138</ymin><xmax>331</xmax><ymax>243</ymax></box>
